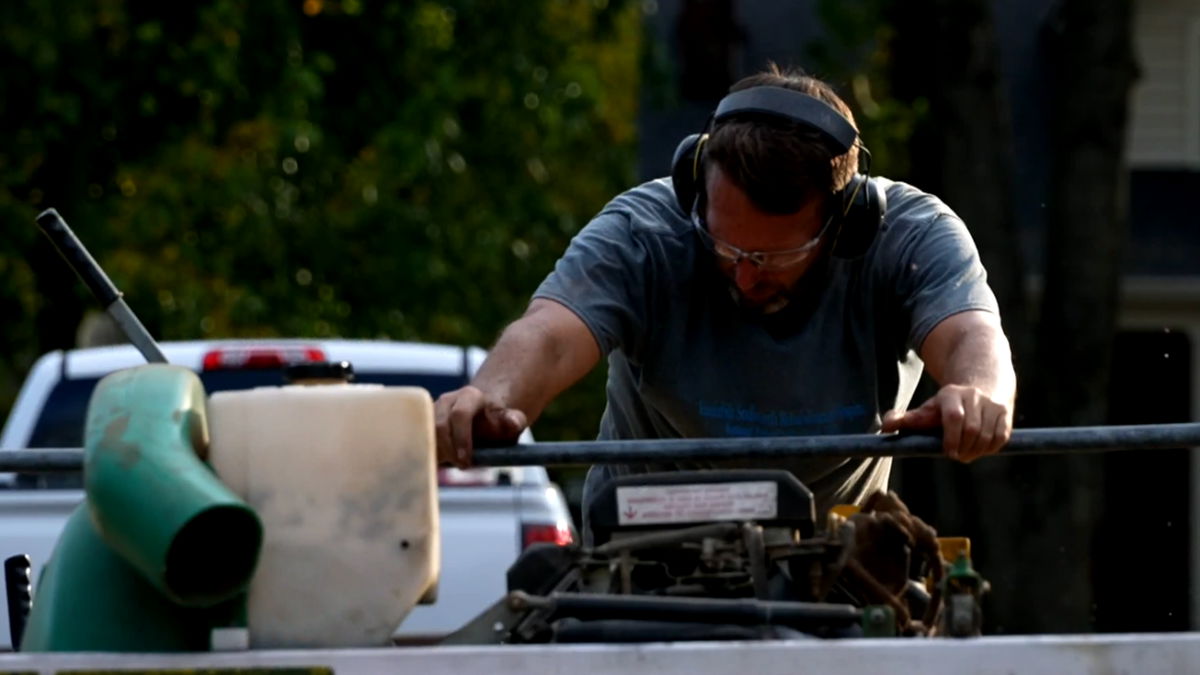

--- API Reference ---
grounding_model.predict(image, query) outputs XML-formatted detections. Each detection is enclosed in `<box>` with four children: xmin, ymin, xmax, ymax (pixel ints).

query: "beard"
<box><xmin>727</xmin><ymin>283</ymin><xmax>792</xmax><ymax>315</ymax></box>
<box><xmin>723</xmin><ymin>254</ymin><xmax>834</xmax><ymax>328</ymax></box>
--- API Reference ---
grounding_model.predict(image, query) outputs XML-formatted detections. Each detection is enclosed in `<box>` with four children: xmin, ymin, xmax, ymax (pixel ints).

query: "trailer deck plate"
<box><xmin>4</xmin><ymin>634</ymin><xmax>1200</xmax><ymax>675</ymax></box>
<box><xmin>56</xmin><ymin>669</ymin><xmax>331</xmax><ymax>675</ymax></box>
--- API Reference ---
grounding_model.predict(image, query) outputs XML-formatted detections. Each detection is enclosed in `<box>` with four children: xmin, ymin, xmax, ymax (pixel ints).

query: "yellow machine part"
<box><xmin>937</xmin><ymin>537</ymin><xmax>971</xmax><ymax>563</ymax></box>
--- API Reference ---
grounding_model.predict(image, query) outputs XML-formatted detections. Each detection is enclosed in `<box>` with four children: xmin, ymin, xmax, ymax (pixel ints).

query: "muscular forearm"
<box><xmin>938</xmin><ymin>320</ymin><xmax>1016</xmax><ymax>407</ymax></box>
<box><xmin>890</xmin><ymin>310</ymin><xmax>1017</xmax><ymax>460</ymax></box>
<box><xmin>472</xmin><ymin>299</ymin><xmax>600</xmax><ymax>424</ymax></box>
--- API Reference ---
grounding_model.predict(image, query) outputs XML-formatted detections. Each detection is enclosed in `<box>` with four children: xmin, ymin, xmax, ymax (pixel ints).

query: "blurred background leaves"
<box><xmin>0</xmin><ymin>0</ymin><xmax>643</xmax><ymax>441</ymax></box>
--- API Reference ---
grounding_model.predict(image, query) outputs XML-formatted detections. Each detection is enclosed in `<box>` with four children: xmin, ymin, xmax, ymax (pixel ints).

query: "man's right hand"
<box><xmin>434</xmin><ymin>386</ymin><xmax>528</xmax><ymax>468</ymax></box>
<box><xmin>432</xmin><ymin>298</ymin><xmax>599</xmax><ymax>468</ymax></box>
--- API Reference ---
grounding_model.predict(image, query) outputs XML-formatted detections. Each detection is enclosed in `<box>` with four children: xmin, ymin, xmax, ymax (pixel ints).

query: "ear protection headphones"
<box><xmin>670</xmin><ymin>86</ymin><xmax>887</xmax><ymax>259</ymax></box>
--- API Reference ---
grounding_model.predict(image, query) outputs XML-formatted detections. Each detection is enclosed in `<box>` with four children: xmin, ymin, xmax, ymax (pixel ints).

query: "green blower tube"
<box><xmin>20</xmin><ymin>503</ymin><xmax>246</xmax><ymax>652</ymax></box>
<box><xmin>84</xmin><ymin>363</ymin><xmax>263</xmax><ymax>606</ymax></box>
<box><xmin>21</xmin><ymin>364</ymin><xmax>261</xmax><ymax>651</ymax></box>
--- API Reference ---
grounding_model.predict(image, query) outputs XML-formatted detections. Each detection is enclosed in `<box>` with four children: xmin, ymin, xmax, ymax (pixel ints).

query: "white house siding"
<box><xmin>1128</xmin><ymin>0</ymin><xmax>1200</xmax><ymax>167</ymax></box>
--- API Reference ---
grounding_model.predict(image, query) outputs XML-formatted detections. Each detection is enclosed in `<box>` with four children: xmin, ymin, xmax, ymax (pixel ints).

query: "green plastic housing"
<box><xmin>20</xmin><ymin>364</ymin><xmax>261</xmax><ymax>651</ymax></box>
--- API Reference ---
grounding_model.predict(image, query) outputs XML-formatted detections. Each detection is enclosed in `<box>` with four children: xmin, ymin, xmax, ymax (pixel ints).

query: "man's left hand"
<box><xmin>881</xmin><ymin>384</ymin><xmax>1013</xmax><ymax>462</ymax></box>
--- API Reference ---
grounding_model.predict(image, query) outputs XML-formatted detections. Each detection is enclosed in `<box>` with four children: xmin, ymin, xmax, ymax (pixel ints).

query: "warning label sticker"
<box><xmin>615</xmin><ymin>481</ymin><xmax>778</xmax><ymax>526</ymax></box>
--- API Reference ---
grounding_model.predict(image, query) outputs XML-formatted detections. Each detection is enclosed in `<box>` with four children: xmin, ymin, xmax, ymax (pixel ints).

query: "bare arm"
<box><xmin>435</xmin><ymin>298</ymin><xmax>600</xmax><ymax>466</ymax></box>
<box><xmin>921</xmin><ymin>310</ymin><xmax>1016</xmax><ymax>404</ymax></box>
<box><xmin>472</xmin><ymin>298</ymin><xmax>601</xmax><ymax>422</ymax></box>
<box><xmin>882</xmin><ymin>309</ymin><xmax>1016</xmax><ymax>461</ymax></box>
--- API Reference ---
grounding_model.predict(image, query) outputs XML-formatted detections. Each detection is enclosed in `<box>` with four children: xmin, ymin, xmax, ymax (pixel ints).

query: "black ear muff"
<box><xmin>671</xmin><ymin>133</ymin><xmax>705</xmax><ymax>215</ymax></box>
<box><xmin>829</xmin><ymin>174</ymin><xmax>887</xmax><ymax>259</ymax></box>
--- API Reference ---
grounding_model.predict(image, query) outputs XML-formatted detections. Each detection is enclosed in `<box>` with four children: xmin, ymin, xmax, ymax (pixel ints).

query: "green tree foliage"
<box><xmin>805</xmin><ymin>0</ymin><xmax>927</xmax><ymax>181</ymax></box>
<box><xmin>0</xmin><ymin>0</ymin><xmax>643</xmax><ymax>440</ymax></box>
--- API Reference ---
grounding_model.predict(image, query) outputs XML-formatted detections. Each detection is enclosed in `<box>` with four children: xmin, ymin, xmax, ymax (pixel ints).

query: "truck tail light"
<box><xmin>202</xmin><ymin>346</ymin><xmax>326</xmax><ymax>371</ymax></box>
<box><xmin>521</xmin><ymin>522</ymin><xmax>574</xmax><ymax>549</ymax></box>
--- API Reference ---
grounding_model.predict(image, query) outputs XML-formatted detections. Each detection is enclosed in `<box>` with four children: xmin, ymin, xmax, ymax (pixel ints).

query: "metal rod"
<box><xmin>3</xmin><ymin>423</ymin><xmax>1199</xmax><ymax>473</ymax></box>
<box><xmin>528</xmin><ymin>591</ymin><xmax>863</xmax><ymax>626</ymax></box>
<box><xmin>107</xmin><ymin>298</ymin><xmax>168</xmax><ymax>364</ymax></box>
<box><xmin>35</xmin><ymin>208</ymin><xmax>168</xmax><ymax>364</ymax></box>
<box><xmin>592</xmin><ymin>522</ymin><xmax>740</xmax><ymax>556</ymax></box>
<box><xmin>472</xmin><ymin>422</ymin><xmax>1200</xmax><ymax>466</ymax></box>
<box><xmin>0</xmin><ymin>450</ymin><xmax>84</xmax><ymax>473</ymax></box>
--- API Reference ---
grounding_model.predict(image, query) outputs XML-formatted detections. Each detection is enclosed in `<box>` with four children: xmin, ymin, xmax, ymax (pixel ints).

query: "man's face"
<box><xmin>699</xmin><ymin>164</ymin><xmax>829</xmax><ymax>312</ymax></box>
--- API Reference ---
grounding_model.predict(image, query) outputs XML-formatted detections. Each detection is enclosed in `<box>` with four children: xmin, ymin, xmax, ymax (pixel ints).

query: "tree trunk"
<box><xmin>885</xmin><ymin>0</ymin><xmax>1036</xmax><ymax>634</ymax></box>
<box><xmin>886</xmin><ymin>0</ymin><xmax>1137</xmax><ymax>633</ymax></box>
<box><xmin>1011</xmin><ymin>0</ymin><xmax>1138</xmax><ymax>633</ymax></box>
<box><xmin>1034</xmin><ymin>0</ymin><xmax>1137</xmax><ymax>427</ymax></box>
<box><xmin>888</xmin><ymin>0</ymin><xmax>1028</xmax><ymax>349</ymax></box>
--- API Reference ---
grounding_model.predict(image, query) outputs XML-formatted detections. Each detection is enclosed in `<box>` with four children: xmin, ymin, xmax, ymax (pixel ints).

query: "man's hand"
<box><xmin>434</xmin><ymin>386</ymin><xmax>528</xmax><ymax>468</ymax></box>
<box><xmin>881</xmin><ymin>384</ymin><xmax>1012</xmax><ymax>462</ymax></box>
<box><xmin>432</xmin><ymin>299</ymin><xmax>600</xmax><ymax>469</ymax></box>
<box><xmin>896</xmin><ymin>309</ymin><xmax>1017</xmax><ymax>463</ymax></box>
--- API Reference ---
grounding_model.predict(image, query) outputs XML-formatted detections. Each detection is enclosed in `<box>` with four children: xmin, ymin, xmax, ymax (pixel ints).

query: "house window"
<box><xmin>1094</xmin><ymin>329</ymin><xmax>1193</xmax><ymax>632</ymax></box>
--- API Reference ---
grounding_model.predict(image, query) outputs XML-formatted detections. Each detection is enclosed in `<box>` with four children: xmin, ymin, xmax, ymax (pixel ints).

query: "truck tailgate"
<box><xmin>395</xmin><ymin>486</ymin><xmax>521</xmax><ymax>640</ymax></box>
<box><xmin>0</xmin><ymin>489</ymin><xmax>82</xmax><ymax>650</ymax></box>
<box><xmin>0</xmin><ymin>487</ymin><xmax>523</xmax><ymax>649</ymax></box>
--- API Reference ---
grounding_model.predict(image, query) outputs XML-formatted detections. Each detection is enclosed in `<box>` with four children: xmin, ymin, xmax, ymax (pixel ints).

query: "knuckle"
<box><xmin>434</xmin><ymin>396</ymin><xmax>454</xmax><ymax>420</ymax></box>
<box><xmin>438</xmin><ymin>386</ymin><xmax>476</xmax><ymax>413</ymax></box>
<box><xmin>449</xmin><ymin>394</ymin><xmax>482</xmax><ymax>420</ymax></box>
<box><xmin>447</xmin><ymin>405</ymin><xmax>470</xmax><ymax>426</ymax></box>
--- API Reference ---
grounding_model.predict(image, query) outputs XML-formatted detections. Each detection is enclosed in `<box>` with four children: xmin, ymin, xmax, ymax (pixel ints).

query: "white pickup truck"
<box><xmin>0</xmin><ymin>338</ymin><xmax>577</xmax><ymax>650</ymax></box>
<box><xmin>4</xmin><ymin>340</ymin><xmax>1194</xmax><ymax>675</ymax></box>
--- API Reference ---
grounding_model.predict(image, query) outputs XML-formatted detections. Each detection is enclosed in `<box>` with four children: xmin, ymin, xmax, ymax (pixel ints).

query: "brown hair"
<box><xmin>704</xmin><ymin>64</ymin><xmax>859</xmax><ymax>214</ymax></box>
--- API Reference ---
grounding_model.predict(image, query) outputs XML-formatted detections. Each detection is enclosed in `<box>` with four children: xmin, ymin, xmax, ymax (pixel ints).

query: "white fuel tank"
<box><xmin>207</xmin><ymin>382</ymin><xmax>439</xmax><ymax>648</ymax></box>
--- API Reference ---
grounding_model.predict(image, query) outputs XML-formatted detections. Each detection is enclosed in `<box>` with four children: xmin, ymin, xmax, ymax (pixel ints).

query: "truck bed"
<box><xmin>1</xmin><ymin>633</ymin><xmax>1198</xmax><ymax>674</ymax></box>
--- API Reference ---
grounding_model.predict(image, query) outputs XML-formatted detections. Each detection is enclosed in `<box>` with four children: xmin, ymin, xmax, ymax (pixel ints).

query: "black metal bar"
<box><xmin>532</xmin><ymin>591</ymin><xmax>862</xmax><ymax>626</ymax></box>
<box><xmin>4</xmin><ymin>554</ymin><xmax>32</xmax><ymax>650</ymax></box>
<box><xmin>473</xmin><ymin>422</ymin><xmax>1200</xmax><ymax>466</ymax></box>
<box><xmin>3</xmin><ymin>422</ymin><xmax>1199</xmax><ymax>473</ymax></box>
<box><xmin>35</xmin><ymin>208</ymin><xmax>167</xmax><ymax>364</ymax></box>
<box><xmin>592</xmin><ymin>522</ymin><xmax>740</xmax><ymax>556</ymax></box>
<box><xmin>0</xmin><ymin>450</ymin><xmax>83</xmax><ymax>473</ymax></box>
<box><xmin>36</xmin><ymin>209</ymin><xmax>122</xmax><ymax>308</ymax></box>
<box><xmin>550</xmin><ymin>618</ymin><xmax>797</xmax><ymax>643</ymax></box>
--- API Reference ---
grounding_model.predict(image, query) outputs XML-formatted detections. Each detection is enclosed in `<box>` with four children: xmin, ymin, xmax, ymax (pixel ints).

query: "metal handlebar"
<box><xmin>4</xmin><ymin>423</ymin><xmax>1198</xmax><ymax>473</ymax></box>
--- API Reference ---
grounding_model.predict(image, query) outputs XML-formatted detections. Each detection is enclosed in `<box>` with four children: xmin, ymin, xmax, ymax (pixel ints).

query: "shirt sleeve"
<box><xmin>532</xmin><ymin>211</ymin><xmax>655</xmax><ymax>357</ymax></box>
<box><xmin>880</xmin><ymin>212</ymin><xmax>1001</xmax><ymax>352</ymax></box>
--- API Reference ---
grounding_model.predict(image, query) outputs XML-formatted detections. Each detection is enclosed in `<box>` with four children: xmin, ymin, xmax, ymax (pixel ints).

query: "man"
<box><xmin>434</xmin><ymin>65</ymin><xmax>1016</xmax><ymax>529</ymax></box>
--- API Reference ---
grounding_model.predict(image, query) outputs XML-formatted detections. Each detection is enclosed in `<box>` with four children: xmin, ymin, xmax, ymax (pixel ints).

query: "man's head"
<box><xmin>696</xmin><ymin>65</ymin><xmax>859</xmax><ymax>312</ymax></box>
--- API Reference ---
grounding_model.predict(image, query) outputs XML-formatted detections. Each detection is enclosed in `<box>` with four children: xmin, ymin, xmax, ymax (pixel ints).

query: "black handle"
<box><xmin>36</xmin><ymin>208</ymin><xmax>123</xmax><ymax>307</ymax></box>
<box><xmin>4</xmin><ymin>554</ymin><xmax>32</xmax><ymax>651</ymax></box>
<box><xmin>473</xmin><ymin>422</ymin><xmax>1200</xmax><ymax>466</ymax></box>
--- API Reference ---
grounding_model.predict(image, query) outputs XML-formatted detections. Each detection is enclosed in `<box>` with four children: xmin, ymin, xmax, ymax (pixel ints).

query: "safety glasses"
<box><xmin>691</xmin><ymin>204</ymin><xmax>832</xmax><ymax>271</ymax></box>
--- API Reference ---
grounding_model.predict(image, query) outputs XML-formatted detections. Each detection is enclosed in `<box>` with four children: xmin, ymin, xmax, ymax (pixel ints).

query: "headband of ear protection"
<box><xmin>670</xmin><ymin>85</ymin><xmax>886</xmax><ymax>259</ymax></box>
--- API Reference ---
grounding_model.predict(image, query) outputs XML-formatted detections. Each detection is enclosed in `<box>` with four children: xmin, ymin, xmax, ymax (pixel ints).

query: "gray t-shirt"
<box><xmin>533</xmin><ymin>176</ymin><xmax>999</xmax><ymax>528</ymax></box>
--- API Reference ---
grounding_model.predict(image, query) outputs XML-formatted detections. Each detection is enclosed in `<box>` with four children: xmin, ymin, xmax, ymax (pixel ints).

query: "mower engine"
<box><xmin>445</xmin><ymin>470</ymin><xmax>988</xmax><ymax>644</ymax></box>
